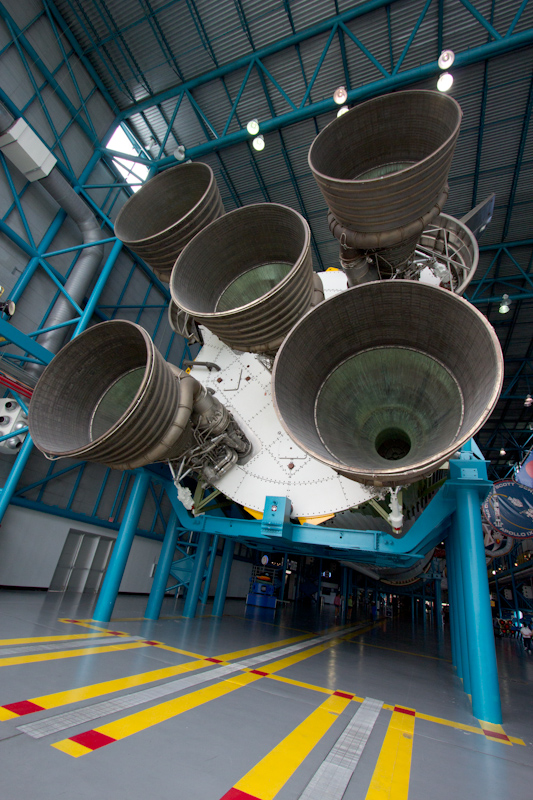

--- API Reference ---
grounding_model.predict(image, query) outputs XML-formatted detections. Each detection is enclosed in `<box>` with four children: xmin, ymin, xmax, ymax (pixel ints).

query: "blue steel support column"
<box><xmin>144</xmin><ymin>510</ymin><xmax>179</xmax><ymax>620</ymax></box>
<box><xmin>212</xmin><ymin>537</ymin><xmax>235</xmax><ymax>617</ymax></box>
<box><xmin>0</xmin><ymin>435</ymin><xmax>35</xmax><ymax>521</ymax></box>
<box><xmin>454</xmin><ymin>486</ymin><xmax>502</xmax><ymax>723</ymax></box>
<box><xmin>434</xmin><ymin>573</ymin><xmax>443</xmax><ymax>638</ymax></box>
<box><xmin>341</xmin><ymin>566</ymin><xmax>348</xmax><ymax>623</ymax></box>
<box><xmin>445</xmin><ymin>535</ymin><xmax>461</xmax><ymax>676</ymax></box>
<box><xmin>200</xmin><ymin>534</ymin><xmax>219</xmax><ymax>604</ymax></box>
<box><xmin>450</xmin><ymin>520</ymin><xmax>471</xmax><ymax>693</ymax></box>
<box><xmin>183</xmin><ymin>531</ymin><xmax>211</xmax><ymax>619</ymax></box>
<box><xmin>280</xmin><ymin>552</ymin><xmax>288</xmax><ymax>604</ymax></box>
<box><xmin>93</xmin><ymin>471</ymin><xmax>150</xmax><ymax>623</ymax></box>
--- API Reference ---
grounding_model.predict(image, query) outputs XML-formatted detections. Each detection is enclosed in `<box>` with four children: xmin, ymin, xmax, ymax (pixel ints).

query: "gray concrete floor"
<box><xmin>0</xmin><ymin>589</ymin><xmax>531</xmax><ymax>799</ymax></box>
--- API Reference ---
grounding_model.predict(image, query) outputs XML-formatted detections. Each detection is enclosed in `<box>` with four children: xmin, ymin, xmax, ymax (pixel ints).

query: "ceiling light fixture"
<box><xmin>337</xmin><ymin>105</ymin><xmax>349</xmax><ymax>118</ymax></box>
<box><xmin>437</xmin><ymin>72</ymin><xmax>454</xmax><ymax>92</ymax></box>
<box><xmin>500</xmin><ymin>448</ymin><xmax>506</xmax><ymax>456</ymax></box>
<box><xmin>252</xmin><ymin>135</ymin><xmax>265</xmax><ymax>151</ymax></box>
<box><xmin>246</xmin><ymin>119</ymin><xmax>260</xmax><ymax>135</ymax></box>
<box><xmin>173</xmin><ymin>145</ymin><xmax>186</xmax><ymax>161</ymax></box>
<box><xmin>333</xmin><ymin>85</ymin><xmax>348</xmax><ymax>105</ymax></box>
<box><xmin>525</xmin><ymin>394</ymin><xmax>533</xmax><ymax>407</ymax></box>
<box><xmin>499</xmin><ymin>293</ymin><xmax>511</xmax><ymax>314</ymax></box>
<box><xmin>438</xmin><ymin>49</ymin><xmax>455</xmax><ymax>69</ymax></box>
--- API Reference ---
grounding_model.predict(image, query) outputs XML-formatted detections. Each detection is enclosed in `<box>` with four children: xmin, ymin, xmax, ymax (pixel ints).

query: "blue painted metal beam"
<box><xmin>113</xmin><ymin>27</ymin><xmax>533</xmax><ymax>165</ymax></box>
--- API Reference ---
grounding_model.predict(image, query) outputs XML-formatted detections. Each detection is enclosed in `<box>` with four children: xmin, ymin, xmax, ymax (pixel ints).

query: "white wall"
<box><xmin>0</xmin><ymin>505</ymin><xmax>252</xmax><ymax>599</ymax></box>
<box><xmin>0</xmin><ymin>505</ymin><xmax>162</xmax><ymax>594</ymax></box>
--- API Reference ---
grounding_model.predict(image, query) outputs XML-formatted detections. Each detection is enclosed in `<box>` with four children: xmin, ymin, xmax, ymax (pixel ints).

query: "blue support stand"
<box><xmin>183</xmin><ymin>531</ymin><xmax>211</xmax><ymax>619</ymax></box>
<box><xmin>144</xmin><ymin>510</ymin><xmax>178</xmax><ymax>620</ymax></box>
<box><xmin>200</xmin><ymin>534</ymin><xmax>219</xmax><ymax>605</ymax></box>
<box><xmin>212</xmin><ymin>537</ymin><xmax>235</xmax><ymax>617</ymax></box>
<box><xmin>93</xmin><ymin>471</ymin><xmax>150</xmax><ymax>623</ymax></box>
<box><xmin>453</xmin><ymin>485</ymin><xmax>502</xmax><ymax>723</ymax></box>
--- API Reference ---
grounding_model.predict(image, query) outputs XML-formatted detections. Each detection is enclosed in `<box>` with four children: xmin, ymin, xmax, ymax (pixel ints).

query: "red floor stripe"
<box><xmin>69</xmin><ymin>730</ymin><xmax>116</xmax><ymax>750</ymax></box>
<box><xmin>334</xmin><ymin>691</ymin><xmax>354</xmax><ymax>699</ymax></box>
<box><xmin>3</xmin><ymin>701</ymin><xmax>45</xmax><ymax>716</ymax></box>
<box><xmin>250</xmin><ymin>669</ymin><xmax>268</xmax><ymax>676</ymax></box>
<box><xmin>483</xmin><ymin>729</ymin><xmax>510</xmax><ymax>741</ymax></box>
<box><xmin>220</xmin><ymin>788</ymin><xmax>261</xmax><ymax>800</ymax></box>
<box><xmin>394</xmin><ymin>706</ymin><xmax>416</xmax><ymax>716</ymax></box>
<box><xmin>143</xmin><ymin>640</ymin><xmax>158</xmax><ymax>645</ymax></box>
<box><xmin>206</xmin><ymin>657</ymin><xmax>223</xmax><ymax>663</ymax></box>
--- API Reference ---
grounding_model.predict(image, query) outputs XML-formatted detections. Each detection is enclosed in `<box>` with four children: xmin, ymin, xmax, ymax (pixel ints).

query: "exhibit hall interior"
<box><xmin>0</xmin><ymin>1</ymin><xmax>532</xmax><ymax>798</ymax></box>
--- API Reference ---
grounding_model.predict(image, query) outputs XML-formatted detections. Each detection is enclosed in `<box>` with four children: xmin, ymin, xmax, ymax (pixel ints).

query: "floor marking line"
<box><xmin>344</xmin><ymin>638</ymin><xmax>452</xmax><ymax>662</ymax></box>
<box><xmin>8</xmin><ymin>625</ymin><xmax>355</xmax><ymax>727</ymax></box>
<box><xmin>51</xmin><ymin>672</ymin><xmax>263</xmax><ymax>756</ymax></box>
<box><xmin>58</xmin><ymin>619</ymin><xmax>129</xmax><ymax>633</ymax></box>
<box><xmin>216</xmin><ymin>633</ymin><xmax>315</xmax><ymax>661</ymax></box>
<box><xmin>0</xmin><ymin>635</ymin><xmax>143</xmax><ymax>657</ymax></box>
<box><xmin>222</xmin><ymin>693</ymin><xmax>354</xmax><ymax>800</ymax></box>
<box><xmin>0</xmin><ymin>641</ymin><xmax>149</xmax><ymax>669</ymax></box>
<box><xmin>298</xmin><ymin>697</ymin><xmax>383</xmax><ymax>800</ymax></box>
<box><xmin>364</xmin><ymin>705</ymin><xmax>415</xmax><ymax>800</ymax></box>
<box><xmin>50</xmin><ymin>629</ymin><xmax>358</xmax><ymax>756</ymax></box>
<box><xmin>0</xmin><ymin>633</ymin><xmax>116</xmax><ymax>646</ymax></box>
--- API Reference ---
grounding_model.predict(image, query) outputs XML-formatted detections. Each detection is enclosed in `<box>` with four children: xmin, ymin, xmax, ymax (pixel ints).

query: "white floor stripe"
<box><xmin>0</xmin><ymin>636</ymin><xmax>143</xmax><ymax>657</ymax></box>
<box><xmin>298</xmin><ymin>697</ymin><xmax>383</xmax><ymax>800</ymax></box>
<box><xmin>18</xmin><ymin>622</ymin><xmax>367</xmax><ymax>738</ymax></box>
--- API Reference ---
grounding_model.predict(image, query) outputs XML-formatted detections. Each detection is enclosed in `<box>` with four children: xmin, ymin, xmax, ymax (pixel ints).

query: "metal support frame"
<box><xmin>144</xmin><ymin>510</ymin><xmax>178</xmax><ymax>620</ymax></box>
<box><xmin>183</xmin><ymin>531</ymin><xmax>211</xmax><ymax>619</ymax></box>
<box><xmin>212</xmin><ymin>537</ymin><xmax>235</xmax><ymax>617</ymax></box>
<box><xmin>93</xmin><ymin>470</ymin><xmax>151</xmax><ymax>623</ymax></box>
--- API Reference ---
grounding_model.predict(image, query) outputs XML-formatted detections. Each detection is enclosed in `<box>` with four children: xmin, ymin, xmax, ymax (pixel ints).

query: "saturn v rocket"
<box><xmin>28</xmin><ymin>90</ymin><xmax>503</xmax><ymax>536</ymax></box>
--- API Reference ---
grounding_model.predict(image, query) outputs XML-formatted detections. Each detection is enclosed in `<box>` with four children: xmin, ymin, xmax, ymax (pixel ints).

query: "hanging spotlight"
<box><xmin>499</xmin><ymin>293</ymin><xmax>511</xmax><ymax>314</ymax></box>
<box><xmin>500</xmin><ymin>448</ymin><xmax>506</xmax><ymax>456</ymax></box>
<box><xmin>336</xmin><ymin>105</ymin><xmax>349</xmax><ymax>118</ymax></box>
<box><xmin>438</xmin><ymin>49</ymin><xmax>455</xmax><ymax>69</ymax></box>
<box><xmin>246</xmin><ymin>119</ymin><xmax>260</xmax><ymax>135</ymax></box>
<box><xmin>173</xmin><ymin>145</ymin><xmax>186</xmax><ymax>161</ymax></box>
<box><xmin>437</xmin><ymin>72</ymin><xmax>454</xmax><ymax>92</ymax></box>
<box><xmin>524</xmin><ymin>394</ymin><xmax>533</xmax><ymax>407</ymax></box>
<box><xmin>252</xmin><ymin>134</ymin><xmax>265</xmax><ymax>151</ymax></box>
<box><xmin>333</xmin><ymin>86</ymin><xmax>348</xmax><ymax>105</ymax></box>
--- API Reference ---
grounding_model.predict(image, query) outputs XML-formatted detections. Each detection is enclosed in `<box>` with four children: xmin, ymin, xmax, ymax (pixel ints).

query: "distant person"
<box><xmin>334</xmin><ymin>591</ymin><xmax>341</xmax><ymax>621</ymax></box>
<box><xmin>520</xmin><ymin>621</ymin><xmax>532</xmax><ymax>653</ymax></box>
<box><xmin>347</xmin><ymin>594</ymin><xmax>354</xmax><ymax>620</ymax></box>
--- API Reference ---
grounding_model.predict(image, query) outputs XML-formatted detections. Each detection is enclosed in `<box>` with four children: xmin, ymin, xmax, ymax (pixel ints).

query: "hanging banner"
<box><xmin>516</xmin><ymin>451</ymin><xmax>533</xmax><ymax>489</ymax></box>
<box><xmin>482</xmin><ymin>479</ymin><xmax>533</xmax><ymax>539</ymax></box>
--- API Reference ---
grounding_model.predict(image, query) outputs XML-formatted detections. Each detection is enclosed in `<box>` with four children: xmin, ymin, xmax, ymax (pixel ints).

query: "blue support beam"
<box><xmin>93</xmin><ymin>471</ymin><xmax>151</xmax><ymax>624</ymax></box>
<box><xmin>183</xmin><ymin>531</ymin><xmax>211</xmax><ymax>619</ymax></box>
<box><xmin>212</xmin><ymin>537</ymin><xmax>235</xmax><ymax>618</ymax></box>
<box><xmin>145</xmin><ymin>510</ymin><xmax>179</xmax><ymax>620</ymax></box>
<box><xmin>114</xmin><ymin>27</ymin><xmax>533</xmax><ymax>166</ymax></box>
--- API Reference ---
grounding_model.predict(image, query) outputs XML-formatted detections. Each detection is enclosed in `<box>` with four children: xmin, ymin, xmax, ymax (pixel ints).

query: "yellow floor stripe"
<box><xmin>58</xmin><ymin>619</ymin><xmax>122</xmax><ymax>633</ymax></box>
<box><xmin>0</xmin><ymin>641</ymin><xmax>149</xmax><ymax>669</ymax></box>
<box><xmin>0</xmin><ymin>633</ymin><xmax>114</xmax><ymax>646</ymax></box>
<box><xmin>345</xmin><ymin>639</ymin><xmax>451</xmax><ymax>662</ymax></box>
<box><xmin>365</xmin><ymin>707</ymin><xmax>415</xmax><ymax>800</ymax></box>
<box><xmin>0</xmin><ymin>658</ymin><xmax>215</xmax><ymax>720</ymax></box>
<box><xmin>52</xmin><ymin>672</ymin><xmax>262</xmax><ymax>756</ymax></box>
<box><xmin>216</xmin><ymin>633</ymin><xmax>315</xmax><ymax>661</ymax></box>
<box><xmin>51</xmin><ymin>631</ymin><xmax>347</xmax><ymax>756</ymax></box>
<box><xmin>232</xmin><ymin>693</ymin><xmax>352</xmax><ymax>800</ymax></box>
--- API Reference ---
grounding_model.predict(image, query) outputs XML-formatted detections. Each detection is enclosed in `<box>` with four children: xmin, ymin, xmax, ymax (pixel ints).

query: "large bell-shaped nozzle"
<box><xmin>272</xmin><ymin>281</ymin><xmax>503</xmax><ymax>487</ymax></box>
<box><xmin>308</xmin><ymin>90</ymin><xmax>462</xmax><ymax>278</ymax></box>
<box><xmin>29</xmin><ymin>320</ymin><xmax>194</xmax><ymax>471</ymax></box>
<box><xmin>169</xmin><ymin>203</ymin><xmax>316</xmax><ymax>353</ymax></box>
<box><xmin>114</xmin><ymin>162</ymin><xmax>224</xmax><ymax>282</ymax></box>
